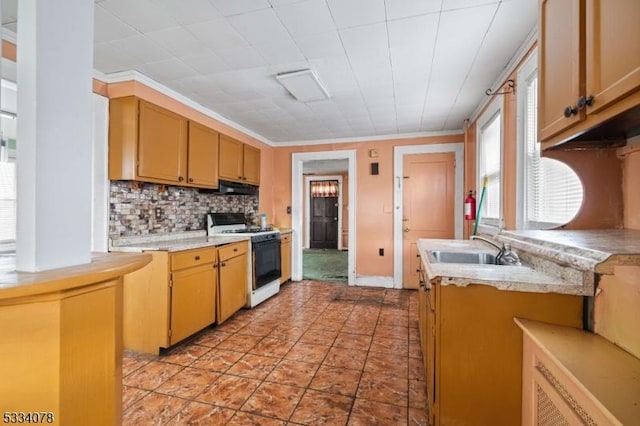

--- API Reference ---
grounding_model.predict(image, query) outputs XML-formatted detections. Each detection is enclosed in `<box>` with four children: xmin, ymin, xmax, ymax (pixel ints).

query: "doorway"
<box><xmin>292</xmin><ymin>150</ymin><xmax>356</xmax><ymax>285</ymax></box>
<box><xmin>393</xmin><ymin>143</ymin><xmax>464</xmax><ymax>289</ymax></box>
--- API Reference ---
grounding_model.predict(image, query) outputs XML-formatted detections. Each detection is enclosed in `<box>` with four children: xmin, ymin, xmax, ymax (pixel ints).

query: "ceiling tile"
<box><xmin>385</xmin><ymin>0</ymin><xmax>442</xmax><ymax>20</ymax></box>
<box><xmin>109</xmin><ymin>35</ymin><xmax>172</xmax><ymax>64</ymax></box>
<box><xmin>179</xmin><ymin>50</ymin><xmax>231</xmax><ymax>74</ymax></box>
<box><xmin>254</xmin><ymin>40</ymin><xmax>306</xmax><ymax>65</ymax></box>
<box><xmin>339</xmin><ymin>23</ymin><xmax>388</xmax><ymax>58</ymax></box>
<box><xmin>94</xmin><ymin>42</ymin><xmax>142</xmax><ymax>73</ymax></box>
<box><xmin>295</xmin><ymin>31</ymin><xmax>345</xmax><ymax>59</ymax></box>
<box><xmin>268</xmin><ymin>0</ymin><xmax>307</xmax><ymax>7</ymax></box>
<box><xmin>442</xmin><ymin>0</ymin><xmax>501</xmax><ymax>12</ymax></box>
<box><xmin>94</xmin><ymin>5</ymin><xmax>138</xmax><ymax>43</ymax></box>
<box><xmin>275</xmin><ymin>0</ymin><xmax>335</xmax><ymax>37</ymax></box>
<box><xmin>145</xmin><ymin>27</ymin><xmax>205</xmax><ymax>56</ymax></box>
<box><xmin>216</xmin><ymin>46</ymin><xmax>267</xmax><ymax>70</ymax></box>
<box><xmin>151</xmin><ymin>0</ymin><xmax>223</xmax><ymax>24</ymax></box>
<box><xmin>230</xmin><ymin>8</ymin><xmax>292</xmax><ymax>45</ymax></box>
<box><xmin>308</xmin><ymin>56</ymin><xmax>359</xmax><ymax>92</ymax></box>
<box><xmin>209</xmin><ymin>0</ymin><xmax>271</xmax><ymax>17</ymax></box>
<box><xmin>185</xmin><ymin>19</ymin><xmax>248</xmax><ymax>50</ymax></box>
<box><xmin>99</xmin><ymin>0</ymin><xmax>178</xmax><ymax>33</ymax></box>
<box><xmin>140</xmin><ymin>58</ymin><xmax>199</xmax><ymax>81</ymax></box>
<box><xmin>326</xmin><ymin>0</ymin><xmax>386</xmax><ymax>29</ymax></box>
<box><xmin>387</xmin><ymin>13</ymin><xmax>439</xmax><ymax>51</ymax></box>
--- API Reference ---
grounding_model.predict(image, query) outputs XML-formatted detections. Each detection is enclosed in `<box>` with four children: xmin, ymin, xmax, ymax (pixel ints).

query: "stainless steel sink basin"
<box><xmin>429</xmin><ymin>250</ymin><xmax>497</xmax><ymax>265</ymax></box>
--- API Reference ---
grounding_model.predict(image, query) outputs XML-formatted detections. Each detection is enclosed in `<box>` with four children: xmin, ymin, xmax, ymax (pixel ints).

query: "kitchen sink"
<box><xmin>429</xmin><ymin>250</ymin><xmax>498</xmax><ymax>265</ymax></box>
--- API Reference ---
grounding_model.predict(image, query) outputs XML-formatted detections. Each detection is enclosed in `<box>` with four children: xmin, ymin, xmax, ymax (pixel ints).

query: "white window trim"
<box><xmin>516</xmin><ymin>49</ymin><xmax>538</xmax><ymax>230</ymax></box>
<box><xmin>476</xmin><ymin>98</ymin><xmax>504</xmax><ymax>234</ymax></box>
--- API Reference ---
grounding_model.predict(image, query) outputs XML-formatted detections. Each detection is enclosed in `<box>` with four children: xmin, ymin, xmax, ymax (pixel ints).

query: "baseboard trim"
<box><xmin>354</xmin><ymin>275</ymin><xmax>395</xmax><ymax>288</ymax></box>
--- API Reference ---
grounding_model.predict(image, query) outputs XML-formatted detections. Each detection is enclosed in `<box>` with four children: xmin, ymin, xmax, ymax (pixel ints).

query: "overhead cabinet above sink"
<box><xmin>539</xmin><ymin>0</ymin><xmax>640</xmax><ymax>148</ymax></box>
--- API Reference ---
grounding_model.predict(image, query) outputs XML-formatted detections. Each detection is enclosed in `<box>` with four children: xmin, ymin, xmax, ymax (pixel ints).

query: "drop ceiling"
<box><xmin>1</xmin><ymin>0</ymin><xmax>537</xmax><ymax>145</ymax></box>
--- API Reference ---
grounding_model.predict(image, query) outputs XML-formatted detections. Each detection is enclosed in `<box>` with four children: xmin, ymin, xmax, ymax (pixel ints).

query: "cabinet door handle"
<box><xmin>577</xmin><ymin>95</ymin><xmax>594</xmax><ymax>110</ymax></box>
<box><xmin>213</xmin><ymin>263</ymin><xmax>218</xmax><ymax>269</ymax></box>
<box><xmin>233</xmin><ymin>248</ymin><xmax>238</xmax><ymax>252</ymax></box>
<box><xmin>195</xmin><ymin>255</ymin><xmax>200</xmax><ymax>261</ymax></box>
<box><xmin>220</xmin><ymin>262</ymin><xmax>226</xmax><ymax>267</ymax></box>
<box><xmin>563</xmin><ymin>105</ymin><xmax>578</xmax><ymax>117</ymax></box>
<box><xmin>178</xmin><ymin>176</ymin><xmax>184</xmax><ymax>182</ymax></box>
<box><xmin>189</xmin><ymin>177</ymin><xmax>194</xmax><ymax>183</ymax></box>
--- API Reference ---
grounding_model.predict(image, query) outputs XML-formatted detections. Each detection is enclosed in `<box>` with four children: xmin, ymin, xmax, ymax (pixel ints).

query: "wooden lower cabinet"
<box><xmin>217</xmin><ymin>242</ymin><xmax>248</xmax><ymax>324</ymax></box>
<box><xmin>280</xmin><ymin>232</ymin><xmax>291</xmax><ymax>283</ymax></box>
<box><xmin>170</xmin><ymin>264</ymin><xmax>216</xmax><ymax>344</ymax></box>
<box><xmin>122</xmin><ymin>242</ymin><xmax>249</xmax><ymax>354</ymax></box>
<box><xmin>418</xmin><ymin>277</ymin><xmax>583</xmax><ymax>425</ymax></box>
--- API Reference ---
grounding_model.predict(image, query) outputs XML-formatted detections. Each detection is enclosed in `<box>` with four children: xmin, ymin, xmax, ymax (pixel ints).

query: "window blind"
<box><xmin>523</xmin><ymin>76</ymin><xmax>583</xmax><ymax>228</ymax></box>
<box><xmin>0</xmin><ymin>161</ymin><xmax>16</xmax><ymax>242</ymax></box>
<box><xmin>479</xmin><ymin>112</ymin><xmax>501</xmax><ymax>220</ymax></box>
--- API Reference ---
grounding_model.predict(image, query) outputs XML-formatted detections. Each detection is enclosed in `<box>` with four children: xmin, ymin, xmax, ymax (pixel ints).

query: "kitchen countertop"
<box><xmin>110</xmin><ymin>230</ymin><xmax>249</xmax><ymax>253</ymax></box>
<box><xmin>417</xmin><ymin>239</ymin><xmax>585</xmax><ymax>295</ymax></box>
<box><xmin>0</xmin><ymin>252</ymin><xmax>151</xmax><ymax>300</ymax></box>
<box><xmin>417</xmin><ymin>229</ymin><xmax>640</xmax><ymax>296</ymax></box>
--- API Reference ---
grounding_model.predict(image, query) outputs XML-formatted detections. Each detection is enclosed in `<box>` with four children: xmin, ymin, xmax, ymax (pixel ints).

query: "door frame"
<box><xmin>304</xmin><ymin>175</ymin><xmax>343</xmax><ymax>250</ymax></box>
<box><xmin>393</xmin><ymin>143</ymin><xmax>464</xmax><ymax>289</ymax></box>
<box><xmin>292</xmin><ymin>150</ymin><xmax>356</xmax><ymax>285</ymax></box>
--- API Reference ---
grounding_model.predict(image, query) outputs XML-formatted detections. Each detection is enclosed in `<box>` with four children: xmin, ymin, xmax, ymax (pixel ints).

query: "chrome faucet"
<box><xmin>470</xmin><ymin>235</ymin><xmax>521</xmax><ymax>266</ymax></box>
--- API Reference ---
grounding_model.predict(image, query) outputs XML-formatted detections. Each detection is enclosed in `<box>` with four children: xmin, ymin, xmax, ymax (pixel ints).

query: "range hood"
<box><xmin>216</xmin><ymin>179</ymin><xmax>258</xmax><ymax>195</ymax></box>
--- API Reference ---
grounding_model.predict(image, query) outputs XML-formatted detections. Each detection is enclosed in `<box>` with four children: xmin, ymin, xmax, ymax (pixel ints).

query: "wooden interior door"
<box><xmin>402</xmin><ymin>153</ymin><xmax>455</xmax><ymax>289</ymax></box>
<box><xmin>310</xmin><ymin>196</ymin><xmax>339</xmax><ymax>249</ymax></box>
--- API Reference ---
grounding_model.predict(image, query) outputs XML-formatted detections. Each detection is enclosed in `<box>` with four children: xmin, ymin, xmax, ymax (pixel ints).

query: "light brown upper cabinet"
<box><xmin>187</xmin><ymin>121</ymin><xmax>219</xmax><ymax>188</ymax></box>
<box><xmin>539</xmin><ymin>0</ymin><xmax>640</xmax><ymax>148</ymax></box>
<box><xmin>109</xmin><ymin>96</ymin><xmax>219</xmax><ymax>189</ymax></box>
<box><xmin>219</xmin><ymin>134</ymin><xmax>261</xmax><ymax>186</ymax></box>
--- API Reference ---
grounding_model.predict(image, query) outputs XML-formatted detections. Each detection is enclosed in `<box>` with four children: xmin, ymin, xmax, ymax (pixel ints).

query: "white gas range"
<box><xmin>207</xmin><ymin>213</ymin><xmax>281</xmax><ymax>308</ymax></box>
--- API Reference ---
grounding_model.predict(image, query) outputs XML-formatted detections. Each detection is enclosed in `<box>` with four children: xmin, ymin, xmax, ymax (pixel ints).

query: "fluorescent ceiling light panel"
<box><xmin>276</xmin><ymin>69</ymin><xmax>330</xmax><ymax>102</ymax></box>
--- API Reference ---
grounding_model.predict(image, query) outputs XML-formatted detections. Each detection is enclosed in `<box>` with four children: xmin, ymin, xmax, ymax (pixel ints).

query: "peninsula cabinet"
<box><xmin>109</xmin><ymin>96</ymin><xmax>220</xmax><ymax>189</ymax></box>
<box><xmin>418</xmin><ymin>276</ymin><xmax>583</xmax><ymax>425</ymax></box>
<box><xmin>122</xmin><ymin>241</ymin><xmax>249</xmax><ymax>354</ymax></box>
<box><xmin>219</xmin><ymin>134</ymin><xmax>261</xmax><ymax>186</ymax></box>
<box><xmin>539</xmin><ymin>0</ymin><xmax>640</xmax><ymax>148</ymax></box>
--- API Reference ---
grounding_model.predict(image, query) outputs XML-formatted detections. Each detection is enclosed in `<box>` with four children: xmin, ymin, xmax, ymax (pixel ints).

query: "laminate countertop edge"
<box><xmin>0</xmin><ymin>252</ymin><xmax>152</xmax><ymax>301</ymax></box>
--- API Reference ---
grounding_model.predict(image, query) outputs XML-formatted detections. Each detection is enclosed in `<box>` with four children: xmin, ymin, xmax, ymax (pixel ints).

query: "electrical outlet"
<box><xmin>155</xmin><ymin>207</ymin><xmax>162</xmax><ymax>219</ymax></box>
<box><xmin>379</xmin><ymin>248</ymin><xmax>384</xmax><ymax>256</ymax></box>
<box><xmin>287</xmin><ymin>206</ymin><xmax>291</xmax><ymax>214</ymax></box>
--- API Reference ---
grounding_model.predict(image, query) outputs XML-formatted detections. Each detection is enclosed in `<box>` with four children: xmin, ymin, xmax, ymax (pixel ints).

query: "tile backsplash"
<box><xmin>109</xmin><ymin>181</ymin><xmax>258</xmax><ymax>237</ymax></box>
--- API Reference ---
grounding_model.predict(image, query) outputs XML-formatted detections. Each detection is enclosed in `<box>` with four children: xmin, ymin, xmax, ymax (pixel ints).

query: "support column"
<box><xmin>16</xmin><ymin>0</ymin><xmax>94</xmax><ymax>271</ymax></box>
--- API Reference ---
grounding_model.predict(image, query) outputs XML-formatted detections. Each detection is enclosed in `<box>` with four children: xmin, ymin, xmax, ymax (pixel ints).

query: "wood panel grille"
<box><xmin>537</xmin><ymin>383</ymin><xmax>569</xmax><ymax>426</ymax></box>
<box><xmin>536</xmin><ymin>363</ymin><xmax>597</xmax><ymax>426</ymax></box>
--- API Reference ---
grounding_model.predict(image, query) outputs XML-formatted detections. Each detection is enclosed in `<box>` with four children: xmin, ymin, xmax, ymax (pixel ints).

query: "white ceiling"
<box><xmin>1</xmin><ymin>0</ymin><xmax>537</xmax><ymax>145</ymax></box>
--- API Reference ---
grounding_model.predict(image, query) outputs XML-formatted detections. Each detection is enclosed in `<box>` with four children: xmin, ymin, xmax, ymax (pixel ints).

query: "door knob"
<box><xmin>334</xmin><ymin>217</ymin><xmax>338</xmax><ymax>221</ymax></box>
<box><xmin>403</xmin><ymin>227</ymin><xmax>410</xmax><ymax>232</ymax></box>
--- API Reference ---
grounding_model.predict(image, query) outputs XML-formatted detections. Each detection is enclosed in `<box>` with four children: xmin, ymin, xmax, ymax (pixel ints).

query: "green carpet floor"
<box><xmin>302</xmin><ymin>249</ymin><xmax>348</xmax><ymax>283</ymax></box>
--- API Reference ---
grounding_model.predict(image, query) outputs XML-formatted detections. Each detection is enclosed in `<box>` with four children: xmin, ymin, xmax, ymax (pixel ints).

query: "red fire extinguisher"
<box><xmin>464</xmin><ymin>190</ymin><xmax>476</xmax><ymax>220</ymax></box>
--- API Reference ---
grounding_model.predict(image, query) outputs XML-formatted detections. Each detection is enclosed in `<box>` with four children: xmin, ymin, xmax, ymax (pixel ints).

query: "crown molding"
<box><xmin>274</xmin><ymin>129</ymin><xmax>464</xmax><ymax>147</ymax></box>
<box><xmin>97</xmin><ymin>70</ymin><xmax>275</xmax><ymax>146</ymax></box>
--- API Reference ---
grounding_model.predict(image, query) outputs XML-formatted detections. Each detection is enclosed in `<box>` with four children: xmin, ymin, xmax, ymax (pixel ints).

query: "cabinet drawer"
<box><xmin>281</xmin><ymin>233</ymin><xmax>291</xmax><ymax>243</ymax></box>
<box><xmin>171</xmin><ymin>247</ymin><xmax>216</xmax><ymax>271</ymax></box>
<box><xmin>219</xmin><ymin>241</ymin><xmax>248</xmax><ymax>262</ymax></box>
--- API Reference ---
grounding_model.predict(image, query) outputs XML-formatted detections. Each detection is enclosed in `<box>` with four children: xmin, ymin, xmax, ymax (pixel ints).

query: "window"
<box><xmin>477</xmin><ymin>100</ymin><xmax>503</xmax><ymax>229</ymax></box>
<box><xmin>517</xmin><ymin>50</ymin><xmax>583</xmax><ymax>229</ymax></box>
<box><xmin>0</xmin><ymin>80</ymin><xmax>17</xmax><ymax>243</ymax></box>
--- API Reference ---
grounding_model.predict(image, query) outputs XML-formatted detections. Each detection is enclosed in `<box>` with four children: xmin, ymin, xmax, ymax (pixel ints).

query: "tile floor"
<box><xmin>122</xmin><ymin>280</ymin><xmax>428</xmax><ymax>425</ymax></box>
